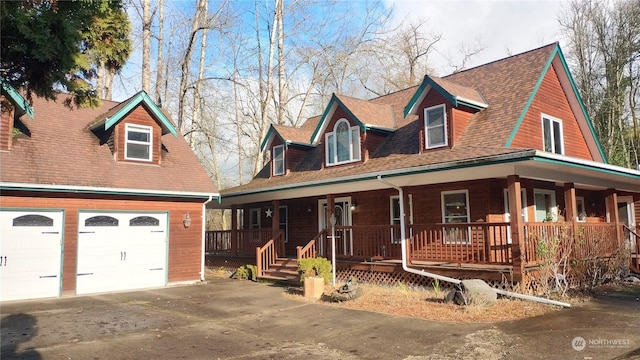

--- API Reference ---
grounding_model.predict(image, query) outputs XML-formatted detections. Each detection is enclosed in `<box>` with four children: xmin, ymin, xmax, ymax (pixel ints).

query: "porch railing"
<box><xmin>522</xmin><ymin>222</ymin><xmax>621</xmax><ymax>265</ymax></box>
<box><xmin>205</xmin><ymin>228</ymin><xmax>275</xmax><ymax>256</ymax></box>
<box><xmin>409</xmin><ymin>223</ymin><xmax>512</xmax><ymax>265</ymax></box>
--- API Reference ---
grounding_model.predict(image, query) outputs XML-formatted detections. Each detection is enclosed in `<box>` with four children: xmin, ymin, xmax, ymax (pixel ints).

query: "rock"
<box><xmin>445</xmin><ymin>288</ymin><xmax>468</xmax><ymax>305</ymax></box>
<box><xmin>624</xmin><ymin>276</ymin><xmax>640</xmax><ymax>283</ymax></box>
<box><xmin>330</xmin><ymin>278</ymin><xmax>363</xmax><ymax>302</ymax></box>
<box><xmin>460</xmin><ymin>279</ymin><xmax>497</xmax><ymax>306</ymax></box>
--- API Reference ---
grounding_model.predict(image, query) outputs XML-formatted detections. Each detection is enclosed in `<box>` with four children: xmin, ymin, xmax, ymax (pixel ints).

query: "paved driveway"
<box><xmin>1</xmin><ymin>277</ymin><xmax>639</xmax><ymax>360</ymax></box>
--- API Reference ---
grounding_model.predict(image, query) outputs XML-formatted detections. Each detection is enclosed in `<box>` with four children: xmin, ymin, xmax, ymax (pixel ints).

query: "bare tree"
<box><xmin>560</xmin><ymin>0</ymin><xmax>640</xmax><ymax>169</ymax></box>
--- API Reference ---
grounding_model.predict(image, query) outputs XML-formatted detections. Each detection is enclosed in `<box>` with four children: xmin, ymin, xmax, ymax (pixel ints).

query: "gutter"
<box><xmin>201</xmin><ymin>195</ymin><xmax>215</xmax><ymax>281</ymax></box>
<box><xmin>1</xmin><ymin>182</ymin><xmax>219</xmax><ymax>199</ymax></box>
<box><xmin>376</xmin><ymin>175</ymin><xmax>571</xmax><ymax>308</ymax></box>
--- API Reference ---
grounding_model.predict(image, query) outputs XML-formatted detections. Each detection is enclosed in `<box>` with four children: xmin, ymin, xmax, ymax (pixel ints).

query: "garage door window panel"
<box><xmin>12</xmin><ymin>214</ymin><xmax>54</xmax><ymax>227</ymax></box>
<box><xmin>130</xmin><ymin>216</ymin><xmax>160</xmax><ymax>226</ymax></box>
<box><xmin>85</xmin><ymin>215</ymin><xmax>119</xmax><ymax>226</ymax></box>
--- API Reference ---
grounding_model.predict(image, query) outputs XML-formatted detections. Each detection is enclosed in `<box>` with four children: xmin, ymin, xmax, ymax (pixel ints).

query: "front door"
<box><xmin>617</xmin><ymin>196</ymin><xmax>637</xmax><ymax>253</ymax></box>
<box><xmin>319</xmin><ymin>198</ymin><xmax>352</xmax><ymax>256</ymax></box>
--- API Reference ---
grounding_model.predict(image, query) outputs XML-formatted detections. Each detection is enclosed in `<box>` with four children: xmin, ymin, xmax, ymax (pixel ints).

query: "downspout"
<box><xmin>376</xmin><ymin>175</ymin><xmax>570</xmax><ymax>308</ymax></box>
<box><xmin>201</xmin><ymin>195</ymin><xmax>214</xmax><ymax>281</ymax></box>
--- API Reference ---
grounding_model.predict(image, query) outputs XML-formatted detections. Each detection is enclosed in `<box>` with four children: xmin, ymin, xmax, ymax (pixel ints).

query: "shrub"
<box><xmin>298</xmin><ymin>257</ymin><xmax>332</xmax><ymax>284</ymax></box>
<box><xmin>232</xmin><ymin>264</ymin><xmax>258</xmax><ymax>281</ymax></box>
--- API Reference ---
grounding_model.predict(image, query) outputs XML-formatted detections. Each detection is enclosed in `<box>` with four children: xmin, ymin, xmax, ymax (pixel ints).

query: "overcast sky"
<box><xmin>387</xmin><ymin>0</ymin><xmax>566</xmax><ymax>75</ymax></box>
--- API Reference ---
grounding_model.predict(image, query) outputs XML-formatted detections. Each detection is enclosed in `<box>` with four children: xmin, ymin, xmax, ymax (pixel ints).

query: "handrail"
<box><xmin>623</xmin><ymin>225</ymin><xmax>639</xmax><ymax>253</ymax></box>
<box><xmin>256</xmin><ymin>239</ymin><xmax>275</xmax><ymax>278</ymax></box>
<box><xmin>296</xmin><ymin>239</ymin><xmax>317</xmax><ymax>260</ymax></box>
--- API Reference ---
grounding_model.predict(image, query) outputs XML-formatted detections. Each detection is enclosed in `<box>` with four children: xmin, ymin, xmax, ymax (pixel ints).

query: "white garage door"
<box><xmin>77</xmin><ymin>212</ymin><xmax>168</xmax><ymax>295</ymax></box>
<box><xmin>0</xmin><ymin>210</ymin><xmax>63</xmax><ymax>302</ymax></box>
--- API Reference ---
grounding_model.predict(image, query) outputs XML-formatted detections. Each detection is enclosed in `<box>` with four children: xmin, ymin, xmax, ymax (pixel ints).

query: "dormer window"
<box><xmin>542</xmin><ymin>114</ymin><xmax>564</xmax><ymax>154</ymax></box>
<box><xmin>125</xmin><ymin>124</ymin><xmax>152</xmax><ymax>161</ymax></box>
<box><xmin>272</xmin><ymin>144</ymin><xmax>285</xmax><ymax>176</ymax></box>
<box><xmin>326</xmin><ymin>119</ymin><xmax>360</xmax><ymax>166</ymax></box>
<box><xmin>425</xmin><ymin>104</ymin><xmax>447</xmax><ymax>149</ymax></box>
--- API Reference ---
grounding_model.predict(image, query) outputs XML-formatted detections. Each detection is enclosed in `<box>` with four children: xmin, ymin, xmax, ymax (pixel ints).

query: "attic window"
<box><xmin>424</xmin><ymin>104</ymin><xmax>447</xmax><ymax>149</ymax></box>
<box><xmin>272</xmin><ymin>144</ymin><xmax>285</xmax><ymax>176</ymax></box>
<box><xmin>326</xmin><ymin>118</ymin><xmax>360</xmax><ymax>166</ymax></box>
<box><xmin>125</xmin><ymin>124</ymin><xmax>152</xmax><ymax>161</ymax></box>
<box><xmin>542</xmin><ymin>114</ymin><xmax>564</xmax><ymax>155</ymax></box>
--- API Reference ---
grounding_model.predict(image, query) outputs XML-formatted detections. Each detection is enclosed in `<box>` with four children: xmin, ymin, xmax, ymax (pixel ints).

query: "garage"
<box><xmin>76</xmin><ymin>212</ymin><xmax>168</xmax><ymax>295</ymax></box>
<box><xmin>0</xmin><ymin>210</ymin><xmax>63</xmax><ymax>302</ymax></box>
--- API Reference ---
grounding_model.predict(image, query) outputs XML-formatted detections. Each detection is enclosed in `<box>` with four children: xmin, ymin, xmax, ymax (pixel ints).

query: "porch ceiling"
<box><xmin>213</xmin><ymin>151</ymin><xmax>640</xmax><ymax>208</ymax></box>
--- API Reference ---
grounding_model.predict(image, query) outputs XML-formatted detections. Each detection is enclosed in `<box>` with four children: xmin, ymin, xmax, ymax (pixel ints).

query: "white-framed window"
<box><xmin>390</xmin><ymin>196</ymin><xmax>401</xmax><ymax>244</ymax></box>
<box><xmin>542</xmin><ymin>114</ymin><xmax>564</xmax><ymax>154</ymax></box>
<box><xmin>125</xmin><ymin>124</ymin><xmax>152</xmax><ymax>161</ymax></box>
<box><xmin>424</xmin><ymin>104</ymin><xmax>447</xmax><ymax>149</ymax></box>
<box><xmin>272</xmin><ymin>144</ymin><xmax>285</xmax><ymax>176</ymax></box>
<box><xmin>249</xmin><ymin>208</ymin><xmax>261</xmax><ymax>229</ymax></box>
<box><xmin>576</xmin><ymin>196</ymin><xmax>586</xmax><ymax>221</ymax></box>
<box><xmin>441</xmin><ymin>190</ymin><xmax>470</xmax><ymax>243</ymax></box>
<box><xmin>279</xmin><ymin>206</ymin><xmax>288</xmax><ymax>243</ymax></box>
<box><xmin>325</xmin><ymin>118</ymin><xmax>360</xmax><ymax>166</ymax></box>
<box><xmin>533</xmin><ymin>189</ymin><xmax>557</xmax><ymax>222</ymax></box>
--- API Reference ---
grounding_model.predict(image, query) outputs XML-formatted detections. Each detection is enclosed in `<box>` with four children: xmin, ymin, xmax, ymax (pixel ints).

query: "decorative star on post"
<box><xmin>265</xmin><ymin>208</ymin><xmax>273</xmax><ymax>218</ymax></box>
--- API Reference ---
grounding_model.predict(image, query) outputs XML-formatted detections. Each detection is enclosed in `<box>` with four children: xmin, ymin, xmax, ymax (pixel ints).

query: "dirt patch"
<box><xmin>285</xmin><ymin>283</ymin><xmax>562</xmax><ymax>323</ymax></box>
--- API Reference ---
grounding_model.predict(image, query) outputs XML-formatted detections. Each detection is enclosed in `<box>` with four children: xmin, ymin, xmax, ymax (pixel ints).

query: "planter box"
<box><xmin>303</xmin><ymin>276</ymin><xmax>325</xmax><ymax>300</ymax></box>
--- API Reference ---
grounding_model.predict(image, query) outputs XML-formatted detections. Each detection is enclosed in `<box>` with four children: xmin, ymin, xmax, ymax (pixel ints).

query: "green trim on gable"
<box><xmin>505</xmin><ymin>44</ymin><xmax>607</xmax><ymax>163</ymax></box>
<box><xmin>554</xmin><ymin>46</ymin><xmax>607</xmax><ymax>163</ymax></box>
<box><xmin>260</xmin><ymin>125</ymin><xmax>277</xmax><ymax>151</ymax></box>
<box><xmin>0</xmin><ymin>79</ymin><xmax>34</xmax><ymax>119</ymax></box>
<box><xmin>310</xmin><ymin>94</ymin><xmax>366</xmax><ymax>143</ymax></box>
<box><xmin>404</xmin><ymin>76</ymin><xmax>430</xmax><ymax>117</ymax></box>
<box><xmin>105</xmin><ymin>92</ymin><xmax>177</xmax><ymax>137</ymax></box>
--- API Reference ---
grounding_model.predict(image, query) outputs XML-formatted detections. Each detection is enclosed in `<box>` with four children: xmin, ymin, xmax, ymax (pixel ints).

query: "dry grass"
<box><xmin>285</xmin><ymin>283</ymin><xmax>562</xmax><ymax>323</ymax></box>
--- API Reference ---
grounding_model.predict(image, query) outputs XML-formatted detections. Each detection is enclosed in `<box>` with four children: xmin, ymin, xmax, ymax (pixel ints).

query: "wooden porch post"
<box><xmin>271</xmin><ymin>200</ymin><xmax>280</xmax><ymax>237</ymax></box>
<box><xmin>563</xmin><ymin>183</ymin><xmax>577</xmax><ymax>221</ymax></box>
<box><xmin>231</xmin><ymin>206</ymin><xmax>238</xmax><ymax>255</ymax></box>
<box><xmin>606</xmin><ymin>189</ymin><xmax>620</xmax><ymax>241</ymax></box>
<box><xmin>507</xmin><ymin>175</ymin><xmax>524</xmax><ymax>281</ymax></box>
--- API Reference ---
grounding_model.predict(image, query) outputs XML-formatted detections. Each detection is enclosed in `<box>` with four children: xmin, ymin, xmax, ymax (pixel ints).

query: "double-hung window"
<box><xmin>542</xmin><ymin>114</ymin><xmax>564</xmax><ymax>154</ymax></box>
<box><xmin>424</xmin><ymin>104</ymin><xmax>447</xmax><ymax>149</ymax></box>
<box><xmin>325</xmin><ymin>119</ymin><xmax>360</xmax><ymax>166</ymax></box>
<box><xmin>441</xmin><ymin>190</ymin><xmax>470</xmax><ymax>243</ymax></box>
<box><xmin>390</xmin><ymin>196</ymin><xmax>401</xmax><ymax>244</ymax></box>
<box><xmin>125</xmin><ymin>124</ymin><xmax>152</xmax><ymax>161</ymax></box>
<box><xmin>272</xmin><ymin>145</ymin><xmax>285</xmax><ymax>176</ymax></box>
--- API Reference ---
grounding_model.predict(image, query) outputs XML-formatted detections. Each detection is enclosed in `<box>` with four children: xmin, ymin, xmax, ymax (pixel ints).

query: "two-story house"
<box><xmin>209</xmin><ymin>43</ymin><xmax>640</xmax><ymax>287</ymax></box>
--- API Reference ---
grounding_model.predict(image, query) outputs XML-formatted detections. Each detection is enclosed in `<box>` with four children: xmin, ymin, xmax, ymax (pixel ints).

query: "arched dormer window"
<box><xmin>325</xmin><ymin>119</ymin><xmax>360</xmax><ymax>166</ymax></box>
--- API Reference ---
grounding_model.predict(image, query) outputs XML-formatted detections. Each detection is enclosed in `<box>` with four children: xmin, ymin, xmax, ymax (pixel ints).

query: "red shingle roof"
<box><xmin>223</xmin><ymin>43</ymin><xmax>558</xmax><ymax>195</ymax></box>
<box><xmin>1</xmin><ymin>94</ymin><xmax>218</xmax><ymax>195</ymax></box>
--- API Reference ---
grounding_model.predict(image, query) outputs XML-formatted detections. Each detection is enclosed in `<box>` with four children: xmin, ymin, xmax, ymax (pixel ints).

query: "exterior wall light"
<box><xmin>183</xmin><ymin>212</ymin><xmax>191</xmax><ymax>228</ymax></box>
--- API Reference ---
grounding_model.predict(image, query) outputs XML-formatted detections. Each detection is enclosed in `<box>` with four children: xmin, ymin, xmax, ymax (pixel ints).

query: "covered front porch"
<box><xmin>206</xmin><ymin>220</ymin><xmax>635</xmax><ymax>284</ymax></box>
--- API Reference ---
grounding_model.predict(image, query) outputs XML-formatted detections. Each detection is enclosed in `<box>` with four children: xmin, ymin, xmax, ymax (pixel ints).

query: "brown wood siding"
<box><xmin>287</xmin><ymin>146</ymin><xmax>309</xmax><ymax>172</ymax></box>
<box><xmin>115</xmin><ymin>104</ymin><xmax>163</xmax><ymax>165</ymax></box>
<box><xmin>451</xmin><ymin>106</ymin><xmax>474</xmax><ymax>146</ymax></box>
<box><xmin>363</xmin><ymin>131</ymin><xmax>387</xmax><ymax>160</ymax></box>
<box><xmin>511</xmin><ymin>64</ymin><xmax>593</xmax><ymax>160</ymax></box>
<box><xmin>282</xmin><ymin>197</ymin><xmax>321</xmax><ymax>254</ymax></box>
<box><xmin>0</xmin><ymin>96</ymin><xmax>14</xmax><ymax>151</ymax></box>
<box><xmin>417</xmin><ymin>91</ymin><xmax>452</xmax><ymax>152</ymax></box>
<box><xmin>0</xmin><ymin>192</ymin><xmax>204</xmax><ymax>295</ymax></box>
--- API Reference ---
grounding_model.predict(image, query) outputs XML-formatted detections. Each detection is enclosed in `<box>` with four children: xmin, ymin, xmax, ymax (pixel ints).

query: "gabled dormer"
<box><xmin>88</xmin><ymin>91</ymin><xmax>177</xmax><ymax>165</ymax></box>
<box><xmin>404</xmin><ymin>75</ymin><xmax>487</xmax><ymax>152</ymax></box>
<box><xmin>311</xmin><ymin>94</ymin><xmax>396</xmax><ymax>168</ymax></box>
<box><xmin>0</xmin><ymin>79</ymin><xmax>34</xmax><ymax>151</ymax></box>
<box><xmin>261</xmin><ymin>124</ymin><xmax>315</xmax><ymax>177</ymax></box>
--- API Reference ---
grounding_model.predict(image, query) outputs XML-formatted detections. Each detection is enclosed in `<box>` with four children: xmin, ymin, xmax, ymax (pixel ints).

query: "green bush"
<box><xmin>233</xmin><ymin>264</ymin><xmax>258</xmax><ymax>281</ymax></box>
<box><xmin>298</xmin><ymin>257</ymin><xmax>332</xmax><ymax>284</ymax></box>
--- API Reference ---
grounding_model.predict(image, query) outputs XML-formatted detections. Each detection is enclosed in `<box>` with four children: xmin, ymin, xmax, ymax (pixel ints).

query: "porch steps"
<box><xmin>261</xmin><ymin>258</ymin><xmax>300</xmax><ymax>282</ymax></box>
